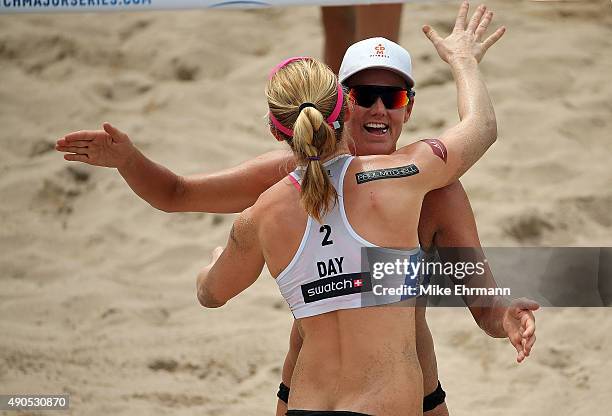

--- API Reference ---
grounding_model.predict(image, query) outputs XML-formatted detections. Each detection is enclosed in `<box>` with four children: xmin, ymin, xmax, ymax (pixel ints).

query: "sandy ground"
<box><xmin>1</xmin><ymin>0</ymin><xmax>611</xmax><ymax>415</ymax></box>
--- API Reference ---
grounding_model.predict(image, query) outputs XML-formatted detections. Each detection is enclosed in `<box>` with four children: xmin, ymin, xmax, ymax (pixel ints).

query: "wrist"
<box><xmin>117</xmin><ymin>145</ymin><xmax>139</xmax><ymax>171</ymax></box>
<box><xmin>489</xmin><ymin>299</ymin><xmax>511</xmax><ymax>338</ymax></box>
<box><xmin>501</xmin><ymin>306</ymin><xmax>514</xmax><ymax>336</ymax></box>
<box><xmin>448</xmin><ymin>55</ymin><xmax>478</xmax><ymax>69</ymax></box>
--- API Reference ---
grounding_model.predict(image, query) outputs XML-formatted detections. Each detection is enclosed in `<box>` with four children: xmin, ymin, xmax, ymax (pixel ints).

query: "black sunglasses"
<box><xmin>348</xmin><ymin>85</ymin><xmax>415</xmax><ymax>109</ymax></box>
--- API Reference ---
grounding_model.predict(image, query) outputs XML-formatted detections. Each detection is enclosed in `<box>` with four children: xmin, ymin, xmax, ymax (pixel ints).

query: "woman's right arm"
<box><xmin>56</xmin><ymin>123</ymin><xmax>295</xmax><ymax>213</ymax></box>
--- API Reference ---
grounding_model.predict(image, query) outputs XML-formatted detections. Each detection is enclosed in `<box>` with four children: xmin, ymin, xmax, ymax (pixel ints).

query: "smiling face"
<box><xmin>344</xmin><ymin>68</ymin><xmax>413</xmax><ymax>156</ymax></box>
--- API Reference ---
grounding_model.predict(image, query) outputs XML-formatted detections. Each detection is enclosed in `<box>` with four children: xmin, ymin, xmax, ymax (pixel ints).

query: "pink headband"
<box><xmin>268</xmin><ymin>56</ymin><xmax>344</xmax><ymax>140</ymax></box>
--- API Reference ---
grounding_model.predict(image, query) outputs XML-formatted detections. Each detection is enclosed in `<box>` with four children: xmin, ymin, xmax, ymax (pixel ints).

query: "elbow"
<box><xmin>155</xmin><ymin>175</ymin><xmax>185</xmax><ymax>213</ymax></box>
<box><xmin>197</xmin><ymin>287</ymin><xmax>226</xmax><ymax>309</ymax></box>
<box><xmin>485</xmin><ymin>115</ymin><xmax>498</xmax><ymax>146</ymax></box>
<box><xmin>147</xmin><ymin>193</ymin><xmax>180</xmax><ymax>213</ymax></box>
<box><xmin>490</xmin><ymin>123</ymin><xmax>498</xmax><ymax>146</ymax></box>
<box><xmin>199</xmin><ymin>299</ymin><xmax>226</xmax><ymax>309</ymax></box>
<box><xmin>151</xmin><ymin>201</ymin><xmax>173</xmax><ymax>213</ymax></box>
<box><xmin>196</xmin><ymin>268</ymin><xmax>226</xmax><ymax>308</ymax></box>
<box><xmin>157</xmin><ymin>203</ymin><xmax>178</xmax><ymax>213</ymax></box>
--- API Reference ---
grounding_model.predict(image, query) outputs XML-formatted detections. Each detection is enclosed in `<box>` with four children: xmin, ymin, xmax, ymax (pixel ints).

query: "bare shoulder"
<box><xmin>391</xmin><ymin>140</ymin><xmax>435</xmax><ymax>161</ymax></box>
<box><xmin>353</xmin><ymin>139</ymin><xmax>447</xmax><ymax>173</ymax></box>
<box><xmin>347</xmin><ymin>151</ymin><xmax>429</xmax><ymax>189</ymax></box>
<box><xmin>351</xmin><ymin>152</ymin><xmax>421</xmax><ymax>172</ymax></box>
<box><xmin>249</xmin><ymin>176</ymin><xmax>300</xmax><ymax>227</ymax></box>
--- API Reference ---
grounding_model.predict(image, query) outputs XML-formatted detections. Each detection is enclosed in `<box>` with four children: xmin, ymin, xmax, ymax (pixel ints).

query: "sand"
<box><xmin>1</xmin><ymin>0</ymin><xmax>611</xmax><ymax>414</ymax></box>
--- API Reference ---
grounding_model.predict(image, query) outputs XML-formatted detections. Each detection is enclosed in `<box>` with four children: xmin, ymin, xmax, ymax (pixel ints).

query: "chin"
<box><xmin>354</xmin><ymin>137</ymin><xmax>396</xmax><ymax>156</ymax></box>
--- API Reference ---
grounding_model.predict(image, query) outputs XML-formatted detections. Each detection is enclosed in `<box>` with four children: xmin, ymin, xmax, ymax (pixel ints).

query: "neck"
<box><xmin>320</xmin><ymin>142</ymin><xmax>351</xmax><ymax>163</ymax></box>
<box><xmin>347</xmin><ymin>138</ymin><xmax>398</xmax><ymax>156</ymax></box>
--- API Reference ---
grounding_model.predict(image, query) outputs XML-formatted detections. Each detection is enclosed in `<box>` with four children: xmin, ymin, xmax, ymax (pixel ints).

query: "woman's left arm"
<box><xmin>197</xmin><ymin>207</ymin><xmax>265</xmax><ymax>308</ymax></box>
<box><xmin>433</xmin><ymin>182</ymin><xmax>538</xmax><ymax>362</ymax></box>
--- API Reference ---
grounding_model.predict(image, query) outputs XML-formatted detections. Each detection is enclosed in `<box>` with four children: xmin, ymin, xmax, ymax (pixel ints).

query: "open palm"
<box><xmin>55</xmin><ymin>123</ymin><xmax>136</xmax><ymax>168</ymax></box>
<box><xmin>423</xmin><ymin>1</ymin><xmax>506</xmax><ymax>64</ymax></box>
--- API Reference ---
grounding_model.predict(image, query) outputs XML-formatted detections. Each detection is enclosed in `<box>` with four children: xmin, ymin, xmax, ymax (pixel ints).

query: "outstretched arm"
<box><xmin>196</xmin><ymin>207</ymin><xmax>265</xmax><ymax>308</ymax></box>
<box><xmin>396</xmin><ymin>1</ymin><xmax>503</xmax><ymax>189</ymax></box>
<box><xmin>56</xmin><ymin>123</ymin><xmax>295</xmax><ymax>213</ymax></box>
<box><xmin>431</xmin><ymin>182</ymin><xmax>538</xmax><ymax>363</ymax></box>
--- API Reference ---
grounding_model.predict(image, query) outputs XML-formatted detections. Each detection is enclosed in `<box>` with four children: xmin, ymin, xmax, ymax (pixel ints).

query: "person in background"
<box><xmin>322</xmin><ymin>2</ymin><xmax>403</xmax><ymax>73</ymax></box>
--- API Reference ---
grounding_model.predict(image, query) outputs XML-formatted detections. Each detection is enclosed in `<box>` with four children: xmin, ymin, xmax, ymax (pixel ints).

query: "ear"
<box><xmin>344</xmin><ymin>103</ymin><xmax>352</xmax><ymax>122</ymax></box>
<box><xmin>346</xmin><ymin>94</ymin><xmax>357</xmax><ymax>120</ymax></box>
<box><xmin>404</xmin><ymin>97</ymin><xmax>415</xmax><ymax>123</ymax></box>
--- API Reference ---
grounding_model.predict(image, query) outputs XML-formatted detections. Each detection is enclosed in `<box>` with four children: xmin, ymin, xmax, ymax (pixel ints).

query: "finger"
<box><xmin>467</xmin><ymin>4</ymin><xmax>487</xmax><ymax>34</ymax></box>
<box><xmin>520</xmin><ymin>314</ymin><xmax>530</xmax><ymax>334</ymax></box>
<box><xmin>516</xmin><ymin>297</ymin><xmax>541</xmax><ymax>311</ymax></box>
<box><xmin>521</xmin><ymin>310</ymin><xmax>535</xmax><ymax>326</ymax></box>
<box><xmin>422</xmin><ymin>25</ymin><xmax>443</xmax><ymax>46</ymax></box>
<box><xmin>522</xmin><ymin>314</ymin><xmax>536</xmax><ymax>338</ymax></box>
<box><xmin>514</xmin><ymin>342</ymin><xmax>525</xmax><ymax>363</ymax></box>
<box><xmin>454</xmin><ymin>0</ymin><xmax>470</xmax><ymax>32</ymax></box>
<box><xmin>510</xmin><ymin>334</ymin><xmax>522</xmax><ymax>352</ymax></box>
<box><xmin>103</xmin><ymin>122</ymin><xmax>130</xmax><ymax>144</ymax></box>
<box><xmin>57</xmin><ymin>140</ymin><xmax>90</xmax><ymax>148</ymax></box>
<box><xmin>56</xmin><ymin>146</ymin><xmax>88</xmax><ymax>155</ymax></box>
<box><xmin>64</xmin><ymin>153</ymin><xmax>89</xmax><ymax>163</ymax></box>
<box><xmin>524</xmin><ymin>334</ymin><xmax>536</xmax><ymax>356</ymax></box>
<box><xmin>63</xmin><ymin>130</ymin><xmax>108</xmax><ymax>143</ymax></box>
<box><xmin>475</xmin><ymin>10</ymin><xmax>493</xmax><ymax>41</ymax></box>
<box><xmin>482</xmin><ymin>26</ymin><xmax>506</xmax><ymax>51</ymax></box>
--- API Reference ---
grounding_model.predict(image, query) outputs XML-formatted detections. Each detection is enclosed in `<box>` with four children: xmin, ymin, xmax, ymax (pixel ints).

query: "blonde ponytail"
<box><xmin>266</xmin><ymin>58</ymin><xmax>346</xmax><ymax>222</ymax></box>
<box><xmin>292</xmin><ymin>106</ymin><xmax>338</xmax><ymax>223</ymax></box>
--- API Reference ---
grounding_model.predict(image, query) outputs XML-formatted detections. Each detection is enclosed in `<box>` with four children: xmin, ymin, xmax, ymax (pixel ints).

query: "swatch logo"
<box><xmin>371</xmin><ymin>44</ymin><xmax>389</xmax><ymax>59</ymax></box>
<box><xmin>301</xmin><ymin>272</ymin><xmax>372</xmax><ymax>303</ymax></box>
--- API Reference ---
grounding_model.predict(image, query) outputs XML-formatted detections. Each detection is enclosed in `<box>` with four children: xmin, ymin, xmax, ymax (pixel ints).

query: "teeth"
<box><xmin>365</xmin><ymin>122</ymin><xmax>388</xmax><ymax>129</ymax></box>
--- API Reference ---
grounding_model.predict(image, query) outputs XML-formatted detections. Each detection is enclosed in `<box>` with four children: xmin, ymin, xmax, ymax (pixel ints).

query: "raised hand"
<box><xmin>55</xmin><ymin>122</ymin><xmax>137</xmax><ymax>169</ymax></box>
<box><xmin>502</xmin><ymin>298</ymin><xmax>540</xmax><ymax>363</ymax></box>
<box><xmin>422</xmin><ymin>1</ymin><xmax>505</xmax><ymax>64</ymax></box>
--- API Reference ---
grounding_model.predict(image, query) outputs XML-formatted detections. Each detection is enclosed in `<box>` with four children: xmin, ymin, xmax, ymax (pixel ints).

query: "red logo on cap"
<box><xmin>370</xmin><ymin>43</ymin><xmax>389</xmax><ymax>59</ymax></box>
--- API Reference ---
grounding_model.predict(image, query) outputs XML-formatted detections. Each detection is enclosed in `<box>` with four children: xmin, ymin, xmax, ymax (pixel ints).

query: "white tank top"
<box><xmin>276</xmin><ymin>154</ymin><xmax>423</xmax><ymax>319</ymax></box>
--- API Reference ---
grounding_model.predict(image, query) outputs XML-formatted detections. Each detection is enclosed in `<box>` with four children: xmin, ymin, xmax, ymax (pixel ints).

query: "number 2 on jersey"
<box><xmin>320</xmin><ymin>225</ymin><xmax>334</xmax><ymax>246</ymax></box>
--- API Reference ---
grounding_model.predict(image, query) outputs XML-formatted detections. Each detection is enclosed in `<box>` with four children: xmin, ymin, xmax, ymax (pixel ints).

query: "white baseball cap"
<box><xmin>338</xmin><ymin>37</ymin><xmax>415</xmax><ymax>88</ymax></box>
